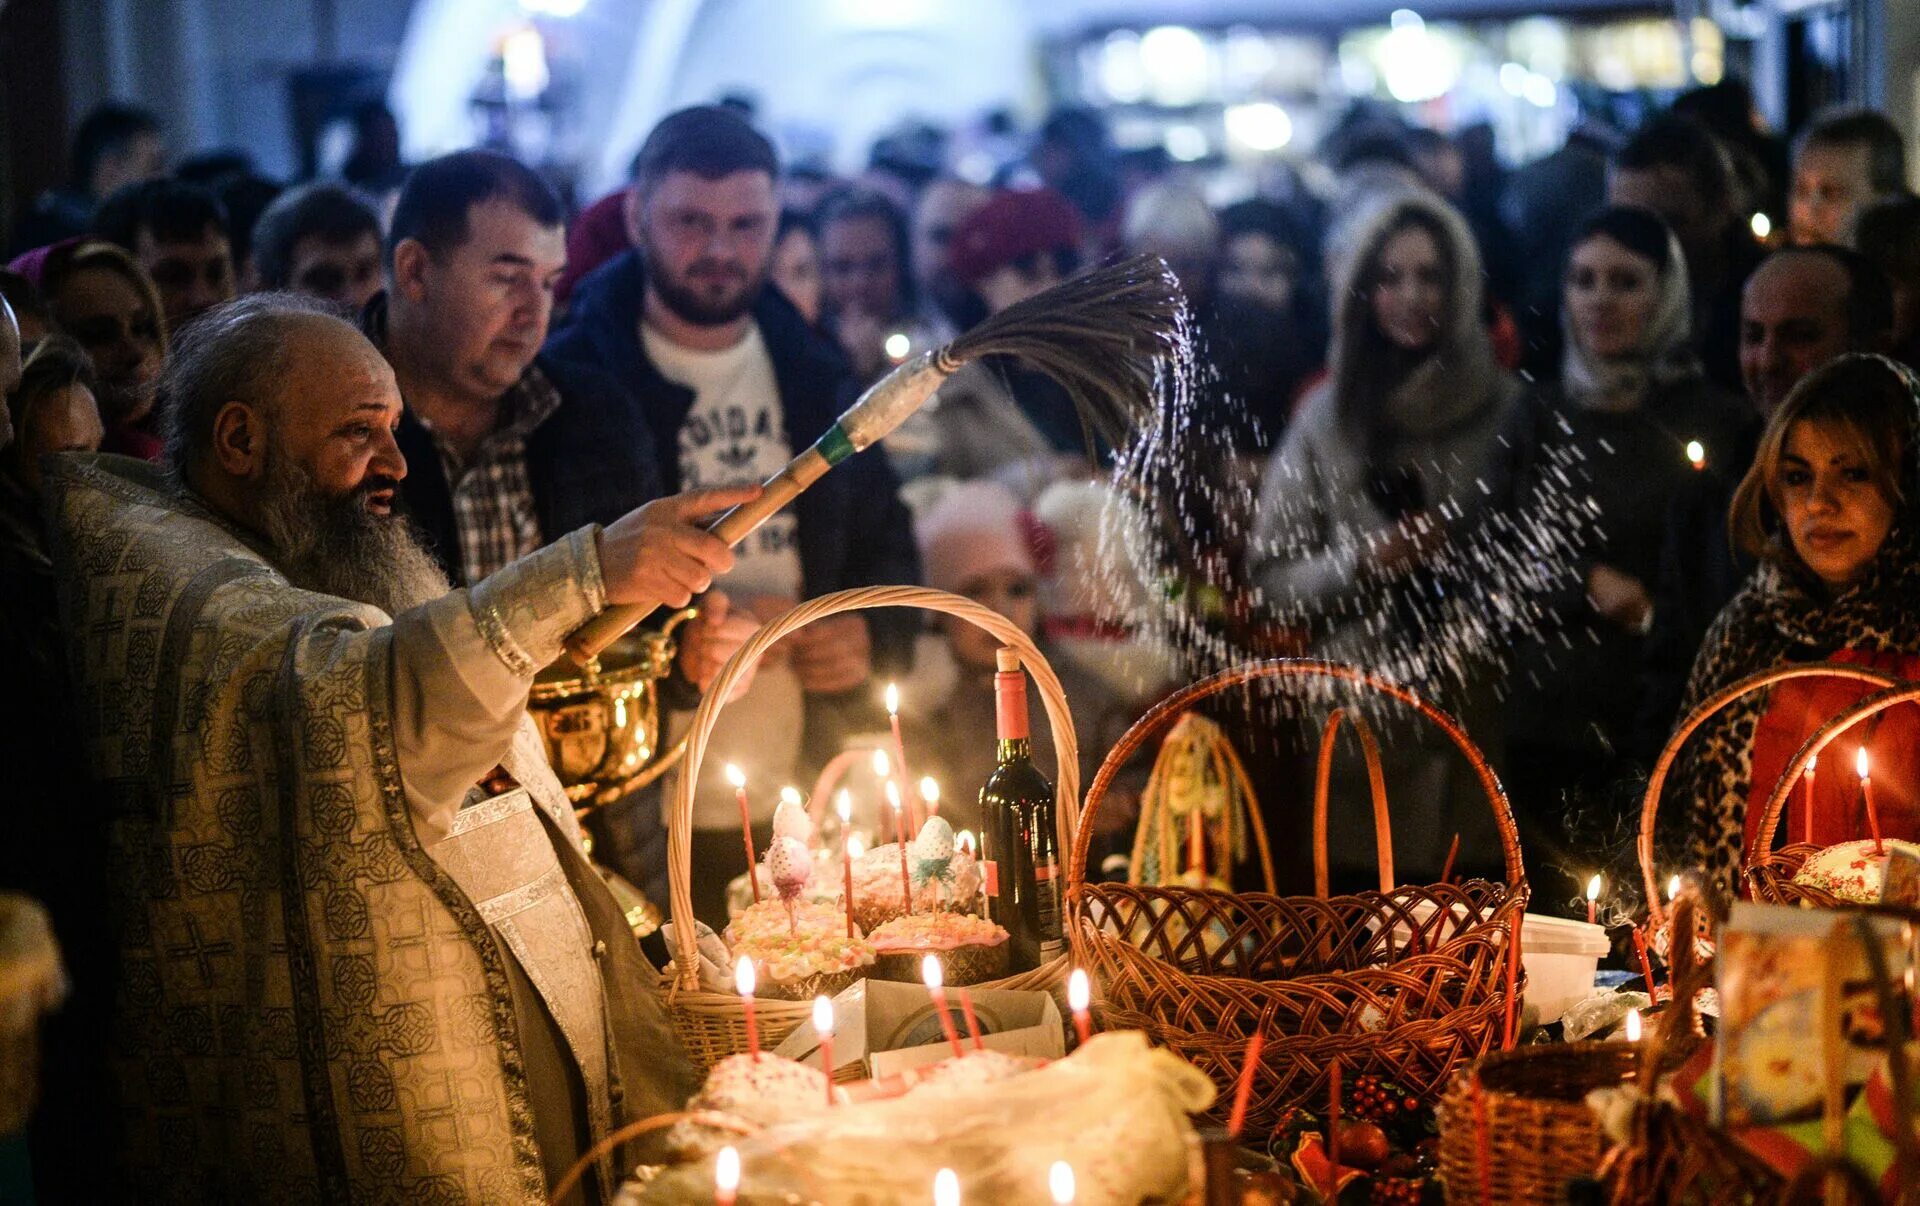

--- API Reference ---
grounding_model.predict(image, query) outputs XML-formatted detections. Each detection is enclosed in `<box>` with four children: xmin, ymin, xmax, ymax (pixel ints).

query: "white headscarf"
<box><xmin>1559</xmin><ymin>223</ymin><xmax>1700</xmax><ymax>413</ymax></box>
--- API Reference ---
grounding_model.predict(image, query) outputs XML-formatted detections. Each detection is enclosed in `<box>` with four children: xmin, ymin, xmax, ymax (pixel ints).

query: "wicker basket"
<box><xmin>1636</xmin><ymin>662</ymin><xmax>1906</xmax><ymax>924</ymax></box>
<box><xmin>665</xmin><ymin>586</ymin><xmax>1082</xmax><ymax>1070</ymax></box>
<box><xmin>1436</xmin><ymin>1043</ymin><xmax>1642</xmax><ymax>1205</ymax></box>
<box><xmin>1066</xmin><ymin>659</ymin><xmax>1528</xmax><ymax>1135</ymax></box>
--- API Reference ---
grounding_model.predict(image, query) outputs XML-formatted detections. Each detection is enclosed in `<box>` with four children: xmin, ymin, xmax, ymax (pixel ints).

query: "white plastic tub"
<box><xmin>1519</xmin><ymin>913</ymin><xmax>1610</xmax><ymax>1023</ymax></box>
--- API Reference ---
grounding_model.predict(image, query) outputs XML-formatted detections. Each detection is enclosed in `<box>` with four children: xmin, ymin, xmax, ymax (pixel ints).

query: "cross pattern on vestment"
<box><xmin>166</xmin><ymin>915</ymin><xmax>236</xmax><ymax>987</ymax></box>
<box><xmin>384</xmin><ymin>896</ymin><xmax>446</xmax><ymax>982</ymax></box>
<box><xmin>407</xmin><ymin>1068</ymin><xmax>488</xmax><ymax>1151</ymax></box>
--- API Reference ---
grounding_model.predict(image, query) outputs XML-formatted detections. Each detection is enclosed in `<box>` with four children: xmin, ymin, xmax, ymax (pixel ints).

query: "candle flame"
<box><xmin>1857</xmin><ymin>746</ymin><xmax>1870</xmax><ymax>780</ymax></box>
<box><xmin>886</xmin><ymin>779</ymin><xmax>902</xmax><ymax>810</ymax></box>
<box><xmin>1685</xmin><ymin>439</ymin><xmax>1706</xmax><ymax>469</ymax></box>
<box><xmin>715</xmin><ymin>1146</ymin><xmax>741</xmax><ymax>1194</ymax></box>
<box><xmin>848</xmin><ymin>834</ymin><xmax>867</xmax><ymax>859</ymax></box>
<box><xmin>934</xmin><ymin>1169</ymin><xmax>960</xmax><ymax>1206</ymax></box>
<box><xmin>957</xmin><ymin>830</ymin><xmax>976</xmax><ymax>857</ymax></box>
<box><xmin>920</xmin><ymin>776</ymin><xmax>940</xmax><ymax>806</ymax></box>
<box><xmin>884</xmin><ymin>682</ymin><xmax>900</xmax><ymax>716</ymax></box>
<box><xmin>1049</xmin><ymin>1161</ymin><xmax>1076</xmax><ymax>1204</ymax></box>
<box><xmin>723</xmin><ymin>763</ymin><xmax>746</xmax><ymax>789</ymax></box>
<box><xmin>734</xmin><ymin>955</ymin><xmax>756</xmax><ymax>997</ymax></box>
<box><xmin>1807</xmin><ymin>754</ymin><xmax>1817</xmax><ymax>774</ymax></box>
<box><xmin>1667</xmin><ymin>874</ymin><xmax>1681</xmax><ymax>901</ymax></box>
<box><xmin>813</xmin><ymin>994</ymin><xmax>834</xmax><ymax>1036</ymax></box>
<box><xmin>921</xmin><ymin>953</ymin><xmax>944</xmax><ymax>989</ymax></box>
<box><xmin>1067</xmin><ymin>968</ymin><xmax>1090</xmax><ymax>1013</ymax></box>
<box><xmin>1624</xmin><ymin>1008</ymin><xmax>1642</xmax><ymax>1042</ymax></box>
<box><xmin>1586</xmin><ymin>873</ymin><xmax>1602</xmax><ymax>902</ymax></box>
<box><xmin>779</xmin><ymin>785</ymin><xmax>803</xmax><ymax>807</ymax></box>
<box><xmin>872</xmin><ymin>748</ymin><xmax>891</xmax><ymax>778</ymax></box>
<box><xmin>835</xmin><ymin>789</ymin><xmax>852</xmax><ymax>823</ymax></box>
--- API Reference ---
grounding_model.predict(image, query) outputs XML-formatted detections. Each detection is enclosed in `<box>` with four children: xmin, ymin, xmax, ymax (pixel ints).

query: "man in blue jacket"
<box><xmin>370</xmin><ymin>149</ymin><xmax>758</xmax><ymax>905</ymax></box>
<box><xmin>546</xmin><ymin>106</ymin><xmax>920</xmax><ymax>925</ymax></box>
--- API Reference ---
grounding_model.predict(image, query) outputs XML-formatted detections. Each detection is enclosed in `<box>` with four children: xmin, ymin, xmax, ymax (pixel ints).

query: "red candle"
<box><xmin>1188</xmin><ymin>807</ymin><xmax>1206</xmax><ymax>880</ymax></box>
<box><xmin>836</xmin><ymin>791</ymin><xmax>856</xmax><ymax>938</ymax></box>
<box><xmin>813</xmin><ymin>995</ymin><xmax>836</xmax><ymax>1105</ymax></box>
<box><xmin>1227</xmin><ymin>1030</ymin><xmax>1265</xmax><ymax>1140</ymax></box>
<box><xmin>1440</xmin><ymin>832</ymin><xmax>1460</xmax><ymax>885</ymax></box>
<box><xmin>958</xmin><ymin>988</ymin><xmax>985</xmax><ymax>1053</ymax></box>
<box><xmin>1067</xmin><ymin>968</ymin><xmax>1092</xmax><ymax>1046</ymax></box>
<box><xmin>887</xmin><ymin>780</ymin><xmax>912</xmax><ymax>915</ymax></box>
<box><xmin>1327</xmin><ymin>1060</ymin><xmax>1343</xmax><ymax>1170</ymax></box>
<box><xmin>1585</xmin><ymin>874</ymin><xmax>1600</xmax><ymax>927</ymax></box>
<box><xmin>885</xmin><ymin>683</ymin><xmax>924</xmax><ymax>830</ymax></box>
<box><xmin>921</xmin><ymin>955</ymin><xmax>966</xmax><ymax>1059</ymax></box>
<box><xmin>1858</xmin><ymin>746</ymin><xmax>1883</xmax><ymax>855</ymax></box>
<box><xmin>735</xmin><ymin>957</ymin><xmax>760</xmax><ymax>1060</ymax></box>
<box><xmin>725</xmin><ymin>763</ymin><xmax>761</xmax><ymax>904</ymax></box>
<box><xmin>1632</xmin><ymin>926</ymin><xmax>1659</xmax><ymax>1002</ymax></box>
<box><xmin>1801</xmin><ymin>755</ymin><xmax>1817</xmax><ymax>845</ymax></box>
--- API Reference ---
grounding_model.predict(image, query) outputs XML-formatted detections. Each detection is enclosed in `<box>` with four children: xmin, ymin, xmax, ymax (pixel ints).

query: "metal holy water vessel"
<box><xmin>529</xmin><ymin>608</ymin><xmax>696</xmax><ymax>809</ymax></box>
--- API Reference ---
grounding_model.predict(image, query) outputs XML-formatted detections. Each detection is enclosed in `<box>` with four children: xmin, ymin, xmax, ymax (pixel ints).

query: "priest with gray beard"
<box><xmin>43</xmin><ymin>292</ymin><xmax>756</xmax><ymax>1203</ymax></box>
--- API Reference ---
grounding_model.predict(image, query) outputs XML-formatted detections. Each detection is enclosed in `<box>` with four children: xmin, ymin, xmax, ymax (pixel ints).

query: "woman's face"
<box><xmin>1565</xmin><ymin>234</ymin><xmax>1662</xmax><ymax>363</ymax></box>
<box><xmin>819</xmin><ymin>214</ymin><xmax>902</xmax><ymax>322</ymax></box>
<box><xmin>1368</xmin><ymin>224</ymin><xmax>1446</xmax><ymax>354</ymax></box>
<box><xmin>50</xmin><ymin>267</ymin><xmax>163</xmax><ymax>425</ymax></box>
<box><xmin>946</xmin><ymin>568</ymin><xmax>1039</xmax><ymax>671</ymax></box>
<box><xmin>1220</xmin><ymin>231</ymin><xmax>1296</xmax><ymax>313</ymax></box>
<box><xmin>770</xmin><ymin>227</ymin><xmax>822</xmax><ymax>327</ymax></box>
<box><xmin>1777</xmin><ymin>418</ymin><xmax>1899</xmax><ymax>590</ymax></box>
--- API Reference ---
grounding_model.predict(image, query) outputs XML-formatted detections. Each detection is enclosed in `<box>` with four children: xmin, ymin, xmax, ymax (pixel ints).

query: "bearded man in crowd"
<box><xmin>45</xmin><ymin>292</ymin><xmax>752</xmax><ymax>1202</ymax></box>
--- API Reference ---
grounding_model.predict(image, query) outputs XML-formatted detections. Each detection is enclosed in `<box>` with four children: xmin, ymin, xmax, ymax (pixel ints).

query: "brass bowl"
<box><xmin>529</xmin><ymin>610</ymin><xmax>693</xmax><ymax>808</ymax></box>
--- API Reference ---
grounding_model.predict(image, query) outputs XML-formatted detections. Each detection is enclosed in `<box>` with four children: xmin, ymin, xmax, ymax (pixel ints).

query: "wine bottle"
<box><xmin>979</xmin><ymin>648</ymin><xmax>1062</xmax><ymax>971</ymax></box>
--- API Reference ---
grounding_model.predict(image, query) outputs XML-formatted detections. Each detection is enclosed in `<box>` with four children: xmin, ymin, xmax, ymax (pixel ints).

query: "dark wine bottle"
<box><xmin>979</xmin><ymin>648</ymin><xmax>1062</xmax><ymax>972</ymax></box>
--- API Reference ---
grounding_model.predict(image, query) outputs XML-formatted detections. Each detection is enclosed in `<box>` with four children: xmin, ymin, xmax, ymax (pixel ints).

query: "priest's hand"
<box><xmin>677</xmin><ymin>591</ymin><xmax>761</xmax><ymax>701</ymax></box>
<box><xmin>599</xmin><ymin>484</ymin><xmax>761</xmax><ymax>608</ymax></box>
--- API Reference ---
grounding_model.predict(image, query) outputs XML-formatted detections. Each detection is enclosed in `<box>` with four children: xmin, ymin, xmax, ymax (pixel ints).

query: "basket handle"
<box><xmin>666</xmin><ymin>586</ymin><xmax>1082</xmax><ymax>990</ymax></box>
<box><xmin>1068</xmin><ymin>658</ymin><xmax>1522</xmax><ymax>892</ymax></box>
<box><xmin>1638</xmin><ymin>662</ymin><xmax>1902</xmax><ymax>925</ymax></box>
<box><xmin>1749</xmin><ymin>680</ymin><xmax>1920</xmax><ymax>856</ymax></box>
<box><xmin>1313</xmin><ymin>709</ymin><xmax>1392</xmax><ymax>898</ymax></box>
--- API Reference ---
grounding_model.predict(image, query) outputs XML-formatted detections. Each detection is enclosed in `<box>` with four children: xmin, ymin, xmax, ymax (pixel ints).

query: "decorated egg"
<box><xmin>772</xmin><ymin>793</ymin><xmax>812</xmax><ymax>845</ymax></box>
<box><xmin>767</xmin><ymin>836</ymin><xmax>813</xmax><ymax>900</ymax></box>
<box><xmin>914</xmin><ymin>815</ymin><xmax>957</xmax><ymax>863</ymax></box>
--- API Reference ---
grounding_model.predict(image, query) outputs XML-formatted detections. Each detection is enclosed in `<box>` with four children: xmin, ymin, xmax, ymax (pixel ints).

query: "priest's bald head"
<box><xmin>161</xmin><ymin>292</ymin><xmax>447</xmax><ymax>612</ymax></box>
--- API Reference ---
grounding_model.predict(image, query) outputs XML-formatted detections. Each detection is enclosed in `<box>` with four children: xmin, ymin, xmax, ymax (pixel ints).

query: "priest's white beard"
<box><xmin>258</xmin><ymin>445</ymin><xmax>451</xmax><ymax>617</ymax></box>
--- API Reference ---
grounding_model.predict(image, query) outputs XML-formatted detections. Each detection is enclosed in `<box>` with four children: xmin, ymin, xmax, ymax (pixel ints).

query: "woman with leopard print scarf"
<box><xmin>1670</xmin><ymin>354</ymin><xmax>1920</xmax><ymax>898</ymax></box>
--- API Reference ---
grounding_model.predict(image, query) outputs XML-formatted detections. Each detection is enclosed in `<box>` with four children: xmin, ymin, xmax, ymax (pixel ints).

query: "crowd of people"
<box><xmin>3</xmin><ymin>81</ymin><xmax>1920</xmax><ymax>1200</ymax></box>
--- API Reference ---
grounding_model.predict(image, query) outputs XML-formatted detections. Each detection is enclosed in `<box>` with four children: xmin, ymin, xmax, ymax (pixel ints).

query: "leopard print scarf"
<box><xmin>1668</xmin><ymin>355</ymin><xmax>1920</xmax><ymax>897</ymax></box>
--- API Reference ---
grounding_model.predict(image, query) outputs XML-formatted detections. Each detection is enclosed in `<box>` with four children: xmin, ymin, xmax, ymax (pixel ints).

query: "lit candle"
<box><xmin>715</xmin><ymin>1145</ymin><xmax>740</xmax><ymax>1206</ymax></box>
<box><xmin>934</xmin><ymin>1168</ymin><xmax>960</xmax><ymax>1206</ymax></box>
<box><xmin>1585</xmin><ymin>873</ymin><xmax>1601</xmax><ymax>926</ymax></box>
<box><xmin>1624</xmin><ymin>1007</ymin><xmax>1642</xmax><ymax>1042</ymax></box>
<box><xmin>1667</xmin><ymin>874</ymin><xmax>1681</xmax><ymax>902</ymax></box>
<box><xmin>885</xmin><ymin>683</ymin><xmax>921</xmax><ymax>827</ymax></box>
<box><xmin>1227</xmin><ymin>1030</ymin><xmax>1265</xmax><ymax>1140</ymax></box>
<box><xmin>921</xmin><ymin>776</ymin><xmax>941</xmax><ymax>818</ymax></box>
<box><xmin>958</xmin><ymin>988</ymin><xmax>985</xmax><ymax>1053</ymax></box>
<box><xmin>1048</xmin><ymin>1161</ymin><xmax>1076</xmax><ymax>1204</ymax></box>
<box><xmin>813</xmin><ymin>995</ymin><xmax>836</xmax><ymax>1104</ymax></box>
<box><xmin>836</xmin><ymin>790</ymin><xmax>856</xmax><ymax>939</ymax></box>
<box><xmin>956</xmin><ymin>830</ymin><xmax>976</xmax><ymax>858</ymax></box>
<box><xmin>1858</xmin><ymin>746</ymin><xmax>1883</xmax><ymax>855</ymax></box>
<box><xmin>734</xmin><ymin>956</ymin><xmax>760</xmax><ymax>1060</ymax></box>
<box><xmin>1067</xmin><ymin>968</ymin><xmax>1092</xmax><ymax>1046</ymax></box>
<box><xmin>1801</xmin><ymin>755</ymin><xmax>1818</xmax><ymax>845</ymax></box>
<box><xmin>887</xmin><ymin>780</ymin><xmax>912</xmax><ymax>916</ymax></box>
<box><xmin>725</xmin><ymin>763</ymin><xmax>760</xmax><ymax>905</ymax></box>
<box><xmin>921</xmin><ymin>954</ymin><xmax>966</xmax><ymax>1059</ymax></box>
<box><xmin>1685</xmin><ymin>439</ymin><xmax>1706</xmax><ymax>470</ymax></box>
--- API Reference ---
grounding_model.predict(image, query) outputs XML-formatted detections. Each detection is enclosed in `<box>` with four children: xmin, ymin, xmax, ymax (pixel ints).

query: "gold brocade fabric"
<box><xmin>44</xmin><ymin>454</ymin><xmax>696</xmax><ymax>1203</ymax></box>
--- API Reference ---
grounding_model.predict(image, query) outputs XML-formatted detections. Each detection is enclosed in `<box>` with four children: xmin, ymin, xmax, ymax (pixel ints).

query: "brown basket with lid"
<box><xmin>1066</xmin><ymin>658</ymin><xmax>1528</xmax><ymax>1135</ymax></box>
<box><xmin>665</xmin><ymin>586</ymin><xmax>1081</xmax><ymax>1071</ymax></box>
<box><xmin>1636</xmin><ymin>662</ymin><xmax>1907</xmax><ymax>923</ymax></box>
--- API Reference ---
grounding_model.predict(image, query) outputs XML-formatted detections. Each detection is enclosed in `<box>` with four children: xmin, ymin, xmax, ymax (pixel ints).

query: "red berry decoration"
<box><xmin>1332</xmin><ymin>1120</ymin><xmax>1390</xmax><ymax>1169</ymax></box>
<box><xmin>1366</xmin><ymin>1176</ymin><xmax>1427</xmax><ymax>1206</ymax></box>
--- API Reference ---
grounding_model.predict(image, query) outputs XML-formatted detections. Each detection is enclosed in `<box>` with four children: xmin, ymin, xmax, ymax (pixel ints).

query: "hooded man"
<box><xmin>44</xmin><ymin>292</ymin><xmax>750</xmax><ymax>1201</ymax></box>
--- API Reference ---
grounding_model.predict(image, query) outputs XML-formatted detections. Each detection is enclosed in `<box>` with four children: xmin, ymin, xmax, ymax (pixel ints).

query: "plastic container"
<box><xmin>1519</xmin><ymin>913</ymin><xmax>1610</xmax><ymax>1023</ymax></box>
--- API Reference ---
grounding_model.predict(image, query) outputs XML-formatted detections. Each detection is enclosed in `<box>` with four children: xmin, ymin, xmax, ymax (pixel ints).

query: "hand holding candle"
<box><xmin>734</xmin><ymin>956</ymin><xmax>760</xmax><ymax>1060</ymax></box>
<box><xmin>725</xmin><ymin>763</ymin><xmax>760</xmax><ymax>904</ymax></box>
<box><xmin>715</xmin><ymin>1145</ymin><xmax>740</xmax><ymax>1206</ymax></box>
<box><xmin>1067</xmin><ymin>968</ymin><xmax>1092</xmax><ymax>1046</ymax></box>
<box><xmin>921</xmin><ymin>954</ymin><xmax>966</xmax><ymax>1059</ymax></box>
<box><xmin>813</xmin><ymin>995</ymin><xmax>835</xmax><ymax>1104</ymax></box>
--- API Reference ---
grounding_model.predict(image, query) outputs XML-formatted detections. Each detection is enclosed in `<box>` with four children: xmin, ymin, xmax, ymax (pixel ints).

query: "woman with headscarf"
<box><xmin>1502</xmin><ymin>207</ymin><xmax>1746</xmax><ymax>849</ymax></box>
<box><xmin>1248</xmin><ymin>188</ymin><xmax>1523</xmax><ymax>882</ymax></box>
<box><xmin>1670</xmin><ymin>355</ymin><xmax>1920</xmax><ymax>898</ymax></box>
<box><xmin>36</xmin><ymin>240</ymin><xmax>167</xmax><ymax>459</ymax></box>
